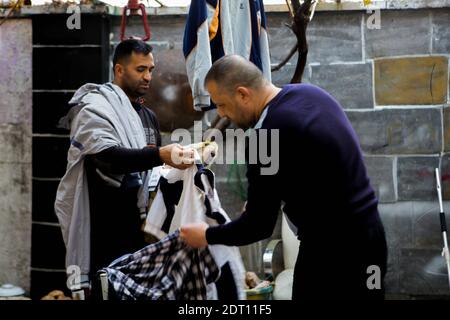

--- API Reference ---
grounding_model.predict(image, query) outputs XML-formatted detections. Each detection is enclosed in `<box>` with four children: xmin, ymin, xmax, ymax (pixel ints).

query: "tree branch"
<box><xmin>271</xmin><ymin>44</ymin><xmax>298</xmax><ymax>72</ymax></box>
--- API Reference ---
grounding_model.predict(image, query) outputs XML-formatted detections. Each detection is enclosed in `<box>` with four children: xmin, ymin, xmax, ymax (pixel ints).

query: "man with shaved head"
<box><xmin>181</xmin><ymin>55</ymin><xmax>388</xmax><ymax>300</ymax></box>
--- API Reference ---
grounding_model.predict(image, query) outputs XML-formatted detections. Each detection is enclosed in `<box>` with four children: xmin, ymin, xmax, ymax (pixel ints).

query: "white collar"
<box><xmin>254</xmin><ymin>105</ymin><xmax>269</xmax><ymax>129</ymax></box>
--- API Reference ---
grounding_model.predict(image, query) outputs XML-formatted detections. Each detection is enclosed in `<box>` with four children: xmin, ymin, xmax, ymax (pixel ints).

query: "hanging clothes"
<box><xmin>183</xmin><ymin>0</ymin><xmax>271</xmax><ymax>110</ymax></box>
<box><xmin>101</xmin><ymin>229</ymin><xmax>220</xmax><ymax>300</ymax></box>
<box><xmin>144</xmin><ymin>165</ymin><xmax>247</xmax><ymax>300</ymax></box>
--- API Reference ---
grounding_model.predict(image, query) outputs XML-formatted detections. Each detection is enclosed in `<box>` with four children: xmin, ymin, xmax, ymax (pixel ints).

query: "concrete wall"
<box><xmin>0</xmin><ymin>19</ymin><xmax>33</xmax><ymax>293</ymax></box>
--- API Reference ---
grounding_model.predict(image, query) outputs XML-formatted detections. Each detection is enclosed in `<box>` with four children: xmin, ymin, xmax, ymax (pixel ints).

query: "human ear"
<box><xmin>236</xmin><ymin>86</ymin><xmax>250</xmax><ymax>102</ymax></box>
<box><xmin>114</xmin><ymin>64</ymin><xmax>124</xmax><ymax>77</ymax></box>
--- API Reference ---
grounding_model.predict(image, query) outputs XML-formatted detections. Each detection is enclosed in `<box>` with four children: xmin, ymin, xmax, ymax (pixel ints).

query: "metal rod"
<box><xmin>435</xmin><ymin>168</ymin><xmax>450</xmax><ymax>289</ymax></box>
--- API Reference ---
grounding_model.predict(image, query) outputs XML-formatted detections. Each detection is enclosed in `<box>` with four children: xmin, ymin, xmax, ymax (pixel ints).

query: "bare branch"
<box><xmin>289</xmin><ymin>0</ymin><xmax>314</xmax><ymax>83</ymax></box>
<box><xmin>290</xmin><ymin>0</ymin><xmax>301</xmax><ymax>15</ymax></box>
<box><xmin>271</xmin><ymin>44</ymin><xmax>298</xmax><ymax>72</ymax></box>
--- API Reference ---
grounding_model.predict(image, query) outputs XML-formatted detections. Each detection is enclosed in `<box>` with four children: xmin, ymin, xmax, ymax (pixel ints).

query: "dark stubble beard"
<box><xmin>122</xmin><ymin>78</ymin><xmax>146</xmax><ymax>100</ymax></box>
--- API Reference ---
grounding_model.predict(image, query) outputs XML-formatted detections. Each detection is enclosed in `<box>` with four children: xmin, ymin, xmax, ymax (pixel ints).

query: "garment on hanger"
<box><xmin>183</xmin><ymin>0</ymin><xmax>271</xmax><ymax>110</ymax></box>
<box><xmin>145</xmin><ymin>165</ymin><xmax>247</xmax><ymax>300</ymax></box>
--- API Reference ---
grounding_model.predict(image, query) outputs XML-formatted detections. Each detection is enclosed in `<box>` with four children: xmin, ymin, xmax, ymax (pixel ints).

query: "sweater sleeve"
<box><xmin>88</xmin><ymin>145</ymin><xmax>163</xmax><ymax>174</ymax></box>
<box><xmin>206</xmin><ymin>161</ymin><xmax>282</xmax><ymax>246</ymax></box>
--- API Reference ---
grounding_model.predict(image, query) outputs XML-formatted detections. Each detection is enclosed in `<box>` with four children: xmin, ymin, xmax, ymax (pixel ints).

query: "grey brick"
<box><xmin>378</xmin><ymin>202</ymin><xmax>414</xmax><ymax>252</ymax></box>
<box><xmin>443</xmin><ymin>105</ymin><xmax>450</xmax><ymax>153</ymax></box>
<box><xmin>272</xmin><ymin>64</ymin><xmax>302</xmax><ymax>86</ymax></box>
<box><xmin>364</xmin><ymin>156</ymin><xmax>396</xmax><ymax>203</ymax></box>
<box><xmin>0</xmin><ymin>163</ymin><xmax>31</xmax><ymax>292</ymax></box>
<box><xmin>0</xmin><ymin>91</ymin><xmax>32</xmax><ymax>126</ymax></box>
<box><xmin>0</xmin><ymin>20</ymin><xmax>32</xmax><ymax>125</ymax></box>
<box><xmin>268</xmin><ymin>11</ymin><xmax>362</xmax><ymax>65</ymax></box>
<box><xmin>412</xmin><ymin>202</ymin><xmax>449</xmax><ymax>250</ymax></box>
<box><xmin>346</xmin><ymin>109</ymin><xmax>442</xmax><ymax>154</ymax></box>
<box><xmin>266</xmin><ymin>13</ymin><xmax>299</xmax><ymax>65</ymax></box>
<box><xmin>0</xmin><ymin>124</ymin><xmax>31</xmax><ymax>164</ymax></box>
<box><xmin>307</xmin><ymin>12</ymin><xmax>362</xmax><ymax>64</ymax></box>
<box><xmin>379</xmin><ymin>201</ymin><xmax>450</xmax><ymax>297</ymax></box>
<box><xmin>378</xmin><ymin>202</ymin><xmax>414</xmax><ymax>294</ymax></box>
<box><xmin>397</xmin><ymin>157</ymin><xmax>440</xmax><ymax>201</ymax></box>
<box><xmin>432</xmin><ymin>9</ymin><xmax>450</xmax><ymax>54</ymax></box>
<box><xmin>384</xmin><ymin>247</ymin><xmax>400</xmax><ymax>295</ymax></box>
<box><xmin>439</xmin><ymin>153</ymin><xmax>450</xmax><ymax>200</ymax></box>
<box><xmin>364</xmin><ymin>10</ymin><xmax>431</xmax><ymax>58</ymax></box>
<box><xmin>399</xmin><ymin>248</ymin><xmax>450</xmax><ymax>296</ymax></box>
<box><xmin>310</xmin><ymin>63</ymin><xmax>373</xmax><ymax>109</ymax></box>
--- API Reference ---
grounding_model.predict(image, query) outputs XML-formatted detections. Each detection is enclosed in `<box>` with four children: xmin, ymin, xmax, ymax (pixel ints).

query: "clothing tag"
<box><xmin>148</xmin><ymin>166</ymin><xmax>162</xmax><ymax>191</ymax></box>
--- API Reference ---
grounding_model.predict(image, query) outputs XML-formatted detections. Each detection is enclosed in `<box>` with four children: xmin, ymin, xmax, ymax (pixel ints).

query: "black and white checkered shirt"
<box><xmin>101</xmin><ymin>230</ymin><xmax>220</xmax><ymax>300</ymax></box>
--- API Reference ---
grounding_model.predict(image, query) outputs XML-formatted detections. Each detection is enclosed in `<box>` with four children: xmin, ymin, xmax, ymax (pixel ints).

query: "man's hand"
<box><xmin>180</xmin><ymin>222</ymin><xmax>209</xmax><ymax>248</ymax></box>
<box><xmin>159</xmin><ymin>144</ymin><xmax>195</xmax><ymax>170</ymax></box>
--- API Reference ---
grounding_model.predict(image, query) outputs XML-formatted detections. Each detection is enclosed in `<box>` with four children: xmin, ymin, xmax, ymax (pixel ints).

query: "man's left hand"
<box><xmin>180</xmin><ymin>222</ymin><xmax>209</xmax><ymax>248</ymax></box>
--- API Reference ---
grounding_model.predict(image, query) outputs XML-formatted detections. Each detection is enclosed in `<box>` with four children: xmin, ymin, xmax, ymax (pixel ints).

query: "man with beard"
<box><xmin>56</xmin><ymin>40</ymin><xmax>194</xmax><ymax>299</ymax></box>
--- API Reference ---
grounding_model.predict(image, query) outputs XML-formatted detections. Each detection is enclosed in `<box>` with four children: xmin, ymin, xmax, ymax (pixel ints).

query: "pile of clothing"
<box><xmin>101</xmin><ymin>148</ymin><xmax>246</xmax><ymax>300</ymax></box>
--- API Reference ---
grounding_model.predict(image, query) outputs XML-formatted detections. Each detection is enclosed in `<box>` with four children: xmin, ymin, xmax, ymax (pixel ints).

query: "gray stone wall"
<box><xmin>0</xmin><ymin>19</ymin><xmax>33</xmax><ymax>293</ymax></box>
<box><xmin>269</xmin><ymin>8</ymin><xmax>450</xmax><ymax>298</ymax></box>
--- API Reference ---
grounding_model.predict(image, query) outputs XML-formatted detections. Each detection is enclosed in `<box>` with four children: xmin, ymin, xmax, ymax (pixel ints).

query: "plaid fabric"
<box><xmin>101</xmin><ymin>230</ymin><xmax>220</xmax><ymax>300</ymax></box>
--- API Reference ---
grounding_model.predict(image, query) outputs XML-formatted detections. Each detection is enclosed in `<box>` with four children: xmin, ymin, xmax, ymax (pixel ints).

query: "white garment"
<box><xmin>55</xmin><ymin>83</ymin><xmax>149</xmax><ymax>278</ymax></box>
<box><xmin>145</xmin><ymin>165</ymin><xmax>246</xmax><ymax>300</ymax></box>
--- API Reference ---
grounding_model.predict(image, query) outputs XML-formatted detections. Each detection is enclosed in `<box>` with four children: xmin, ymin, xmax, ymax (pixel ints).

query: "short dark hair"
<box><xmin>204</xmin><ymin>55</ymin><xmax>267</xmax><ymax>94</ymax></box>
<box><xmin>112</xmin><ymin>39</ymin><xmax>153</xmax><ymax>69</ymax></box>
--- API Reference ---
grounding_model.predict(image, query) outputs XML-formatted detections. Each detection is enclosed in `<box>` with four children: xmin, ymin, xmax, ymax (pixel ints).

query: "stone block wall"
<box><xmin>269</xmin><ymin>8</ymin><xmax>450</xmax><ymax>297</ymax></box>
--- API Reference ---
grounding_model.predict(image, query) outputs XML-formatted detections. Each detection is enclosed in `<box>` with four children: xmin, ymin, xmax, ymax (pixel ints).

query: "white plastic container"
<box><xmin>0</xmin><ymin>284</ymin><xmax>25</xmax><ymax>298</ymax></box>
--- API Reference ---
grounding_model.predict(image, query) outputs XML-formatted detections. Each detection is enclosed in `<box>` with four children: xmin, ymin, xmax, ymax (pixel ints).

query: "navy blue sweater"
<box><xmin>206</xmin><ymin>84</ymin><xmax>379</xmax><ymax>246</ymax></box>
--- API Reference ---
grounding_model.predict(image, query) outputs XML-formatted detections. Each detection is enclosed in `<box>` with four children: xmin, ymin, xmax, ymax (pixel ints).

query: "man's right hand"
<box><xmin>159</xmin><ymin>144</ymin><xmax>195</xmax><ymax>170</ymax></box>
